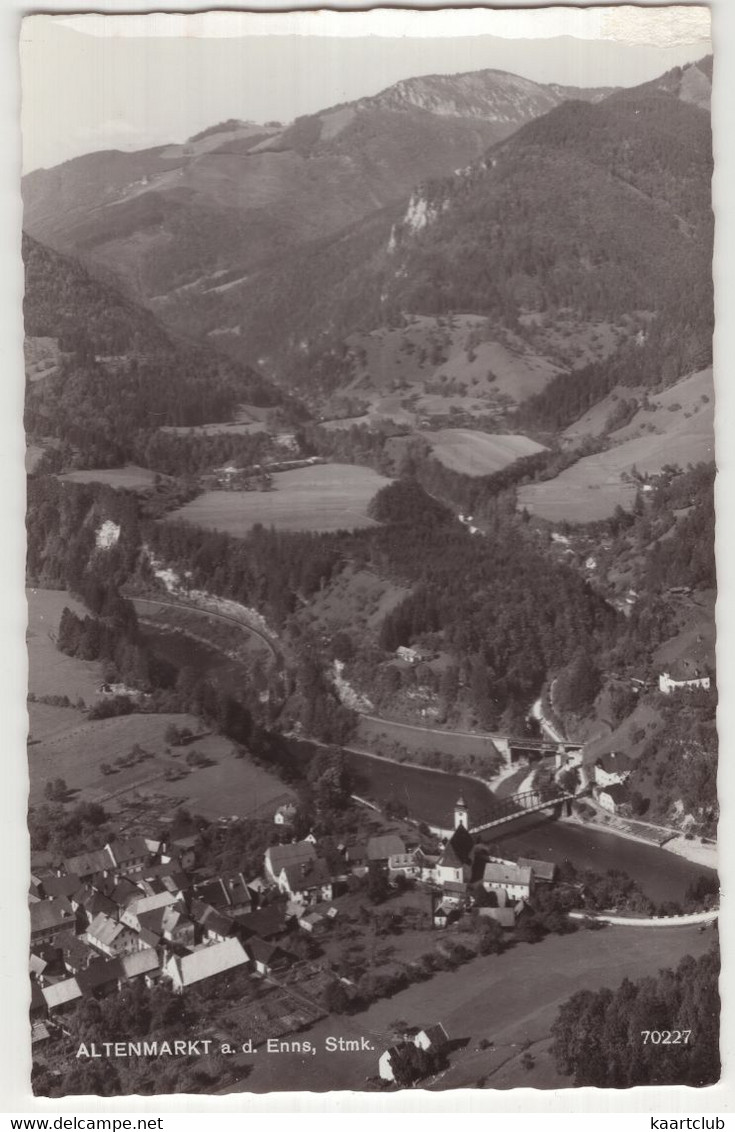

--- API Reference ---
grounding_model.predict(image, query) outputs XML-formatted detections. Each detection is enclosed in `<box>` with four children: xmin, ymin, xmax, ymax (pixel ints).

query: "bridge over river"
<box><xmin>469</xmin><ymin>787</ymin><xmax>577</xmax><ymax>834</ymax></box>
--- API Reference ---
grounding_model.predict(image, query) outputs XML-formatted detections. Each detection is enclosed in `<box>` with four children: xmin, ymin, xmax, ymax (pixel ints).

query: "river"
<box><xmin>338</xmin><ymin>746</ymin><xmax>716</xmax><ymax>905</ymax></box>
<box><xmin>143</xmin><ymin>626</ymin><xmax>715</xmax><ymax>906</ymax></box>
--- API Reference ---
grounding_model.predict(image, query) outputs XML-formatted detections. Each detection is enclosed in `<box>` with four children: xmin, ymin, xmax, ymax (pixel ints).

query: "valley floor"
<box><xmin>219</xmin><ymin>924</ymin><xmax>714</xmax><ymax>1093</ymax></box>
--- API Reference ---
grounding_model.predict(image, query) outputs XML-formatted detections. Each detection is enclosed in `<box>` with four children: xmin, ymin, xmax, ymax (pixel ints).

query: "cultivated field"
<box><xmin>226</xmin><ymin>924</ymin><xmax>713</xmax><ymax>1092</ymax></box>
<box><xmin>168</xmin><ymin>463</ymin><xmax>392</xmax><ymax>534</ymax></box>
<box><xmin>421</xmin><ymin>428</ymin><xmax>546</xmax><ymax>476</ymax></box>
<box><xmin>27</xmin><ymin>708</ymin><xmax>291</xmax><ymax>818</ymax></box>
<box><xmin>58</xmin><ymin>465</ymin><xmax>157</xmax><ymax>489</ymax></box>
<box><xmin>517</xmin><ymin>463</ymin><xmax>638</xmax><ymax>523</ymax></box>
<box><xmin>27</xmin><ymin>588</ymin><xmax>104</xmax><ymax>702</ymax></box>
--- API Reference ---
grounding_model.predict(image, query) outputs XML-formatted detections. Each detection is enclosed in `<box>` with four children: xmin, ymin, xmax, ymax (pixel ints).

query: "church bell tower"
<box><xmin>454</xmin><ymin>794</ymin><xmax>469</xmax><ymax>830</ymax></box>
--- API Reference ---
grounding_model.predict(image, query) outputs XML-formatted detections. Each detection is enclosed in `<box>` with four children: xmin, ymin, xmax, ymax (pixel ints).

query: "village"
<box><xmin>29</xmin><ymin>785</ymin><xmax>589</xmax><ymax>1090</ymax></box>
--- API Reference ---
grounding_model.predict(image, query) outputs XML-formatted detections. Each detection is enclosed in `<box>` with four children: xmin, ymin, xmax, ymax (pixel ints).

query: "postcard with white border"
<box><xmin>11</xmin><ymin>2</ymin><xmax>726</xmax><ymax>1107</ymax></box>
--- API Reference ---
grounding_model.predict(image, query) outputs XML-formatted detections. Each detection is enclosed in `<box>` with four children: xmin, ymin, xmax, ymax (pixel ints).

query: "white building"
<box><xmin>659</xmin><ymin>672</ymin><xmax>711</xmax><ymax>695</ymax></box>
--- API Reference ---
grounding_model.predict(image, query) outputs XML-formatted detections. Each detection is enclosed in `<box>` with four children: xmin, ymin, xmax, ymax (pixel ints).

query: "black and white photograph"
<box><xmin>17</xmin><ymin>5</ymin><xmax>720</xmax><ymax>1100</ymax></box>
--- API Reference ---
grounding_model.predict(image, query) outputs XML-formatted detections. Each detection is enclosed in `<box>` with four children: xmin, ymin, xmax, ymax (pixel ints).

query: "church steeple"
<box><xmin>454</xmin><ymin>794</ymin><xmax>468</xmax><ymax>830</ymax></box>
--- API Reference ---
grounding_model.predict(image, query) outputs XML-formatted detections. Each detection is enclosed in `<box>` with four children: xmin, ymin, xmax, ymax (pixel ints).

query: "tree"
<box><xmin>367</xmin><ymin>862</ymin><xmax>390</xmax><ymax>905</ymax></box>
<box><xmin>324</xmin><ymin>980</ymin><xmax>350</xmax><ymax>1014</ymax></box>
<box><xmin>477</xmin><ymin>917</ymin><xmax>505</xmax><ymax>955</ymax></box>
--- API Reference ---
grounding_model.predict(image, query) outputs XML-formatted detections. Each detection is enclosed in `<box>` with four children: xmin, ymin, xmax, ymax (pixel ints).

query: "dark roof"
<box><xmin>518</xmin><ymin>858</ymin><xmax>557</xmax><ymax>882</ymax></box>
<box><xmin>367</xmin><ymin>835</ymin><xmax>406</xmax><ymax>861</ymax></box>
<box><xmin>595</xmin><ymin>752</ymin><xmax>633</xmax><ymax>773</ymax></box>
<box><xmin>77</xmin><ymin>958</ymin><xmax>123</xmax><ymax>994</ymax></box>
<box><xmin>58</xmin><ymin>932</ymin><xmax>95</xmax><ymax>970</ymax></box>
<box><xmin>112</xmin><ymin>877</ymin><xmax>145</xmax><ymax>907</ymax></box>
<box><xmin>247</xmin><ymin>937</ymin><xmax>289</xmax><ymax>967</ymax></box>
<box><xmin>418</xmin><ymin>1023</ymin><xmax>449</xmax><ymax>1047</ymax></box>
<box><xmin>448</xmin><ymin>824</ymin><xmax>474</xmax><ymax>863</ymax></box>
<box><xmin>599</xmin><ymin>783</ymin><xmax>630</xmax><ymax>803</ymax></box>
<box><xmin>204</xmin><ymin>910</ymin><xmax>237</xmax><ymax>938</ymax></box>
<box><xmin>63</xmin><ymin>849</ymin><xmax>111</xmax><ymax>878</ymax></box>
<box><xmin>266</xmin><ymin>841</ymin><xmax>316</xmax><ymax>874</ymax></box>
<box><xmin>79</xmin><ymin>889</ymin><xmax>118</xmax><ymax>920</ymax></box>
<box><xmin>30</xmin><ymin>898</ymin><xmax>75</xmax><ymax>933</ymax></box>
<box><xmin>237</xmin><ymin>906</ymin><xmax>287</xmax><ymax>940</ymax></box>
<box><xmin>105</xmin><ymin>837</ymin><xmax>150</xmax><ymax>866</ymax></box>
<box><xmin>437</xmin><ymin>843</ymin><xmax>464</xmax><ymax>870</ymax></box>
<box><xmin>345</xmin><ymin>843</ymin><xmax>368</xmax><ymax>862</ymax></box>
<box><xmin>282</xmin><ymin>858</ymin><xmax>332</xmax><ymax>892</ymax></box>
<box><xmin>40</xmin><ymin>874</ymin><xmax>82</xmax><ymax>900</ymax></box>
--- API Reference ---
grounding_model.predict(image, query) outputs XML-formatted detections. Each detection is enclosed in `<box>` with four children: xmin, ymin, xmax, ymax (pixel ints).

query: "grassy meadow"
<box><xmin>168</xmin><ymin>463</ymin><xmax>392</xmax><ymax>534</ymax></box>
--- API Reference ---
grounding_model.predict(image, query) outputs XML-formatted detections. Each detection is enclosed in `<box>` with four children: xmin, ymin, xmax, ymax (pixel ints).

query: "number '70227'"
<box><xmin>641</xmin><ymin>1030</ymin><xmax>692</xmax><ymax>1044</ymax></box>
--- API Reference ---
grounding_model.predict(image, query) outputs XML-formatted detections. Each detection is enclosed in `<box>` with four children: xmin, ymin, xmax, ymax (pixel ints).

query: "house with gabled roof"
<box><xmin>118</xmin><ymin>949</ymin><xmax>161</xmax><ymax>987</ymax></box>
<box><xmin>278</xmin><ymin>858</ymin><xmax>333</xmax><ymax>905</ymax></box>
<box><xmin>84</xmin><ymin>913</ymin><xmax>139</xmax><ymax>958</ymax></box>
<box><xmin>274</xmin><ymin>802</ymin><xmax>297</xmax><ymax>826</ymax></box>
<box><xmin>63</xmin><ymin>849</ymin><xmax>113</xmax><ymax>882</ymax></box>
<box><xmin>597</xmin><ymin>782</ymin><xmax>631</xmax><ymax>814</ymax></box>
<box><xmin>593</xmin><ymin>752</ymin><xmax>632</xmax><ymax>788</ymax></box>
<box><xmin>367</xmin><ymin>835</ymin><xmax>406</xmax><ymax>864</ymax></box>
<box><xmin>30</xmin><ymin>898</ymin><xmax>77</xmax><ymax>947</ymax></box>
<box><xmin>164</xmin><ymin>938</ymin><xmax>250</xmax><ymax>993</ymax></box>
<box><xmin>77</xmin><ymin>957</ymin><xmax>123</xmax><ymax>999</ymax></box>
<box><xmin>105</xmin><ymin>837</ymin><xmax>152</xmax><ymax>875</ymax></box>
<box><xmin>434</xmin><ymin>843</ymin><xmax>471</xmax><ymax>887</ymax></box>
<box><xmin>193</xmin><ymin>872</ymin><xmax>252</xmax><ymax>916</ymax></box>
<box><xmin>247</xmin><ymin>937</ymin><xmax>291</xmax><ymax>977</ymax></box>
<box><xmin>42</xmin><ymin>977</ymin><xmax>82</xmax><ymax>1014</ymax></box>
<box><xmin>264</xmin><ymin>841</ymin><xmax>316</xmax><ymax>883</ymax></box>
<box><xmin>237</xmin><ymin>905</ymin><xmax>288</xmax><ymax>941</ymax></box>
<box><xmin>518</xmin><ymin>857</ymin><xmax>557</xmax><ymax>884</ymax></box>
<box><xmin>482</xmin><ymin>862</ymin><xmax>533</xmax><ymax>902</ymax></box>
<box><xmin>58</xmin><ymin>932</ymin><xmax>96</xmax><ymax>975</ymax></box>
<box><xmin>120</xmin><ymin>890</ymin><xmax>178</xmax><ymax>932</ymax></box>
<box><xmin>414</xmin><ymin>1023</ymin><xmax>449</xmax><ymax>1052</ymax></box>
<box><xmin>39</xmin><ymin>873</ymin><xmax>82</xmax><ymax>901</ymax></box>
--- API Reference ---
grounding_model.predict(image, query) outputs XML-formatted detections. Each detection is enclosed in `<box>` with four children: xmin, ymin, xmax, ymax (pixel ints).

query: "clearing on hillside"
<box><xmin>27</xmin><ymin>588</ymin><xmax>104</xmax><ymax>702</ymax></box>
<box><xmin>58</xmin><ymin>465</ymin><xmax>157</xmax><ymax>489</ymax></box>
<box><xmin>421</xmin><ymin>429</ymin><xmax>546</xmax><ymax>476</ymax></box>
<box><xmin>168</xmin><ymin>463</ymin><xmax>392</xmax><ymax>534</ymax></box>
<box><xmin>518</xmin><ymin>369</ymin><xmax>714</xmax><ymax>522</ymax></box>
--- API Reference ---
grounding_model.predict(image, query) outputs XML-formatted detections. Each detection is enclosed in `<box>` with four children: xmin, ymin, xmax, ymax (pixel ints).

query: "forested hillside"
<box><xmin>552</xmin><ymin>946</ymin><xmax>719</xmax><ymax>1087</ymax></box>
<box><xmin>23</xmin><ymin>234</ymin><xmax>280</xmax><ymax>465</ymax></box>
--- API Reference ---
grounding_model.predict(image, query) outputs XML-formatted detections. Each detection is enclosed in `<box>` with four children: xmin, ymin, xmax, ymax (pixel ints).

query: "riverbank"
<box><xmin>563</xmin><ymin>810</ymin><xmax>717</xmax><ymax>870</ymax></box>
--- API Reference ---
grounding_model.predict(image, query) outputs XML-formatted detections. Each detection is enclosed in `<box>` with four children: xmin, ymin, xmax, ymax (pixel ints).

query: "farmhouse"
<box><xmin>84</xmin><ymin>913</ymin><xmax>140</xmax><ymax>958</ymax></box>
<box><xmin>41</xmin><ymin>977</ymin><xmax>83</xmax><ymax>1014</ymax></box>
<box><xmin>659</xmin><ymin>670</ymin><xmax>711</xmax><ymax>695</ymax></box>
<box><xmin>264</xmin><ymin>841</ymin><xmax>316</xmax><ymax>882</ymax></box>
<box><xmin>367</xmin><ymin>835</ymin><xmax>406</xmax><ymax>864</ymax></box>
<box><xmin>274</xmin><ymin>803</ymin><xmax>297</xmax><ymax>826</ymax></box>
<box><xmin>414</xmin><ymin>1024</ymin><xmax>449</xmax><ymax>1052</ymax></box>
<box><xmin>482</xmin><ymin>863</ymin><xmax>533</xmax><ymax>902</ymax></box>
<box><xmin>30</xmin><ymin>898</ymin><xmax>77</xmax><ymax>947</ymax></box>
<box><xmin>164</xmin><ymin>938</ymin><xmax>250</xmax><ymax>993</ymax></box>
<box><xmin>518</xmin><ymin>857</ymin><xmax>557</xmax><ymax>884</ymax></box>
<box><xmin>597</xmin><ymin>783</ymin><xmax>631</xmax><ymax>814</ymax></box>
<box><xmin>278</xmin><ymin>858</ymin><xmax>334</xmax><ymax>905</ymax></box>
<box><xmin>593</xmin><ymin>752</ymin><xmax>632</xmax><ymax>788</ymax></box>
